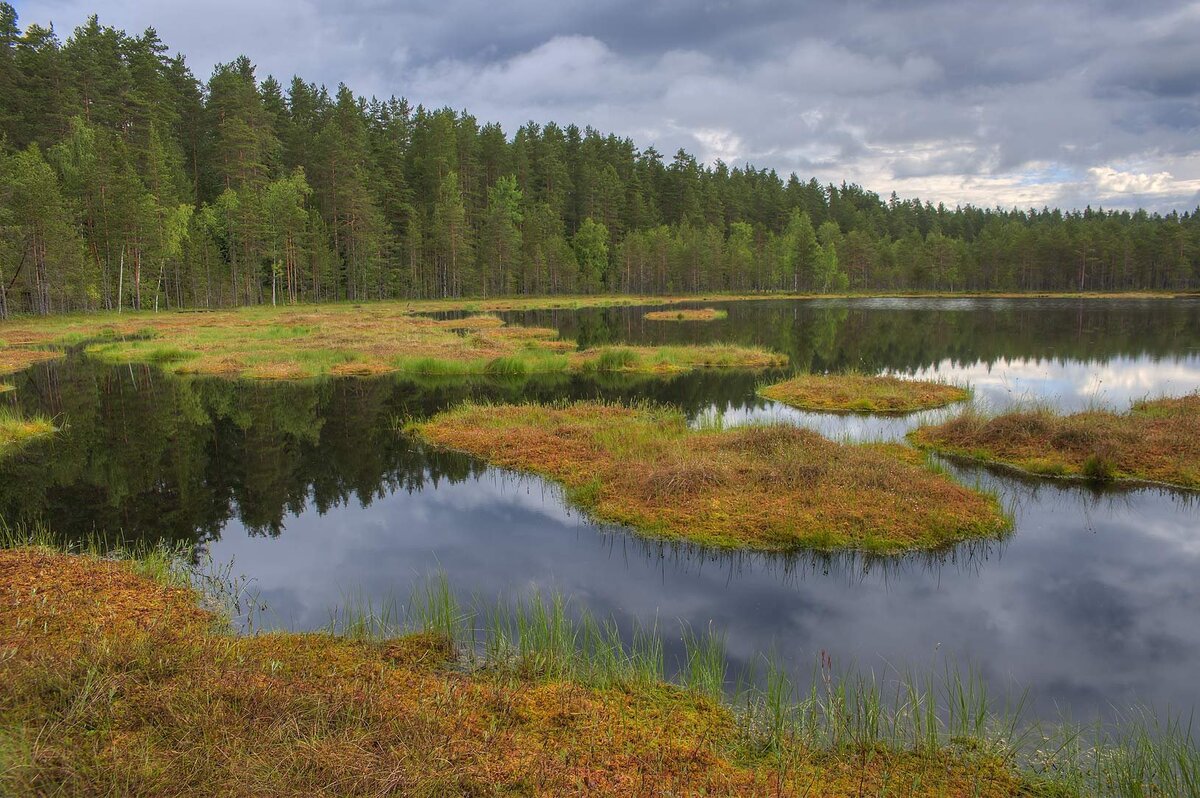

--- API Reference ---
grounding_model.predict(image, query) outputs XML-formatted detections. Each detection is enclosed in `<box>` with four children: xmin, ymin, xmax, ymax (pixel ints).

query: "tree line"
<box><xmin>1</xmin><ymin>6</ymin><xmax>1198</xmax><ymax>317</ymax></box>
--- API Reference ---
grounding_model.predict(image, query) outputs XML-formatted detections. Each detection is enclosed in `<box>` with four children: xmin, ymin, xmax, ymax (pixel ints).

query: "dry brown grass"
<box><xmin>414</xmin><ymin>402</ymin><xmax>1010</xmax><ymax>552</ymax></box>
<box><xmin>0</xmin><ymin>547</ymin><xmax>1029</xmax><ymax>797</ymax></box>
<box><xmin>644</xmin><ymin>308</ymin><xmax>728</xmax><ymax>322</ymax></box>
<box><xmin>910</xmin><ymin>393</ymin><xmax>1200</xmax><ymax>488</ymax></box>
<box><xmin>760</xmin><ymin>373</ymin><xmax>971</xmax><ymax>413</ymax></box>
<box><xmin>0</xmin><ymin>348</ymin><xmax>62</xmax><ymax>376</ymax></box>
<box><xmin>0</xmin><ymin>304</ymin><xmax>782</xmax><ymax>380</ymax></box>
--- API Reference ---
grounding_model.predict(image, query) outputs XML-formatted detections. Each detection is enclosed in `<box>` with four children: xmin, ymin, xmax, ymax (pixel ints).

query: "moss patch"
<box><xmin>0</xmin><ymin>304</ymin><xmax>782</xmax><ymax>380</ymax></box>
<box><xmin>761</xmin><ymin>373</ymin><xmax>970</xmax><ymax>413</ymax></box>
<box><xmin>413</xmin><ymin>401</ymin><xmax>1010</xmax><ymax>552</ymax></box>
<box><xmin>910</xmin><ymin>393</ymin><xmax>1200</xmax><ymax>489</ymax></box>
<box><xmin>644</xmin><ymin>308</ymin><xmax>728</xmax><ymax>322</ymax></box>
<box><xmin>0</xmin><ymin>546</ymin><xmax>1033</xmax><ymax>796</ymax></box>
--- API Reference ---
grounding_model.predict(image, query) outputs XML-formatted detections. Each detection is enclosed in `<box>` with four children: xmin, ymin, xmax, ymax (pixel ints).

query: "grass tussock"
<box><xmin>910</xmin><ymin>393</ymin><xmax>1200</xmax><ymax>489</ymax></box>
<box><xmin>0</xmin><ymin>406</ymin><xmax>55</xmax><ymax>460</ymax></box>
<box><xmin>644</xmin><ymin>308</ymin><xmax>728</xmax><ymax>322</ymax></box>
<box><xmin>0</xmin><ymin>303</ymin><xmax>782</xmax><ymax>380</ymax></box>
<box><xmin>413</xmin><ymin>401</ymin><xmax>1010</xmax><ymax>552</ymax></box>
<box><xmin>761</xmin><ymin>372</ymin><xmax>971</xmax><ymax>414</ymax></box>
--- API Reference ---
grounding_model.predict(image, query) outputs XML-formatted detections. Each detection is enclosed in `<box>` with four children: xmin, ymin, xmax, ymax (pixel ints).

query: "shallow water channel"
<box><xmin>3</xmin><ymin>297</ymin><xmax>1199</xmax><ymax>724</ymax></box>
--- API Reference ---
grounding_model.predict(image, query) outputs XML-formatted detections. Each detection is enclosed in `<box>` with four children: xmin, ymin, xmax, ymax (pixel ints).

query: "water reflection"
<box><xmin>2</xmin><ymin>297</ymin><xmax>1199</xmax><ymax>724</ymax></box>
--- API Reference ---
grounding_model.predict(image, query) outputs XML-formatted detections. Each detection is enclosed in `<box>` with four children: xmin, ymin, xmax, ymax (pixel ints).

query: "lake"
<box><xmin>3</xmin><ymin>297</ymin><xmax>1199</xmax><ymax>724</ymax></box>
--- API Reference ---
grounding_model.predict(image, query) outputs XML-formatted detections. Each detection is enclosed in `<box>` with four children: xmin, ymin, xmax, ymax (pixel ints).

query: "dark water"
<box><xmin>3</xmin><ymin>298</ymin><xmax>1200</xmax><ymax>723</ymax></box>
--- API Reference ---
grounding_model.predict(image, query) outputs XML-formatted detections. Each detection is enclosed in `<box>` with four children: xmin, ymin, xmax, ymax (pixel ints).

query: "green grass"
<box><xmin>0</xmin><ymin>405</ymin><xmax>55</xmax><ymax>460</ymax></box>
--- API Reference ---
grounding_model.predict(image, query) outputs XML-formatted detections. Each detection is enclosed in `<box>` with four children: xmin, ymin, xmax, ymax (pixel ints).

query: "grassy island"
<box><xmin>910</xmin><ymin>394</ymin><xmax>1200</xmax><ymax>489</ymax></box>
<box><xmin>760</xmin><ymin>373</ymin><xmax>970</xmax><ymax>413</ymax></box>
<box><xmin>0</xmin><ymin>303</ymin><xmax>783</xmax><ymax>380</ymax></box>
<box><xmin>413</xmin><ymin>401</ymin><xmax>1009</xmax><ymax>552</ymax></box>
<box><xmin>644</xmin><ymin>308</ymin><xmax>728</xmax><ymax>322</ymax></box>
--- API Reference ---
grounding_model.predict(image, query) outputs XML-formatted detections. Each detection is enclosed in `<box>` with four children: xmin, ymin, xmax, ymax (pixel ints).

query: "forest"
<box><xmin>1</xmin><ymin>5</ymin><xmax>1199</xmax><ymax>317</ymax></box>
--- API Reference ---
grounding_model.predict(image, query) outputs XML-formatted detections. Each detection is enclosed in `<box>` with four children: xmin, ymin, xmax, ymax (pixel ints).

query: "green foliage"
<box><xmin>0</xmin><ymin>3</ymin><xmax>1197</xmax><ymax>317</ymax></box>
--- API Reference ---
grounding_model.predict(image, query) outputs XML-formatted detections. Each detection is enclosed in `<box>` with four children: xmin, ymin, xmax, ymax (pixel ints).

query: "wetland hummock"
<box><xmin>414</xmin><ymin>400</ymin><xmax>1010</xmax><ymax>552</ymax></box>
<box><xmin>911</xmin><ymin>393</ymin><xmax>1200</xmax><ymax>489</ymax></box>
<box><xmin>644</xmin><ymin>308</ymin><xmax>728</xmax><ymax>322</ymax></box>
<box><xmin>759</xmin><ymin>373</ymin><xmax>970</xmax><ymax>413</ymax></box>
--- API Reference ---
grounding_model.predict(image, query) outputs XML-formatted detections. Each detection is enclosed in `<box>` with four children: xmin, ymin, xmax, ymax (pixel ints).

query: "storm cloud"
<box><xmin>21</xmin><ymin>0</ymin><xmax>1200</xmax><ymax>211</ymax></box>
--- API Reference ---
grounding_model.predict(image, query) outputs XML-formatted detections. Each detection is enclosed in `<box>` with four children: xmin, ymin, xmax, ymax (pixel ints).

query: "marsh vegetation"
<box><xmin>414</xmin><ymin>400</ymin><xmax>1010</xmax><ymax>552</ymax></box>
<box><xmin>911</xmin><ymin>394</ymin><xmax>1200</xmax><ymax>489</ymax></box>
<box><xmin>3</xmin><ymin>297</ymin><xmax>1200</xmax><ymax>797</ymax></box>
<box><xmin>2</xmin><ymin>536</ymin><xmax>1196</xmax><ymax>797</ymax></box>
<box><xmin>760</xmin><ymin>373</ymin><xmax>970</xmax><ymax>413</ymax></box>
<box><xmin>0</xmin><ymin>302</ymin><xmax>784</xmax><ymax>380</ymax></box>
<box><xmin>644</xmin><ymin>308</ymin><xmax>728</xmax><ymax>322</ymax></box>
<box><xmin>0</xmin><ymin>406</ymin><xmax>54</xmax><ymax>459</ymax></box>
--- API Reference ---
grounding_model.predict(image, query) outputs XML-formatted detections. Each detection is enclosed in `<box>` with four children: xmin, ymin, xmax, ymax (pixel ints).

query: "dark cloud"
<box><xmin>21</xmin><ymin>0</ymin><xmax>1200</xmax><ymax>210</ymax></box>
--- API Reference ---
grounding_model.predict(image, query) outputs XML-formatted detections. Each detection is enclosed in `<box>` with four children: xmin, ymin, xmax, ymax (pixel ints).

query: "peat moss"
<box><xmin>413</xmin><ymin>401</ymin><xmax>1010</xmax><ymax>552</ymax></box>
<box><xmin>760</xmin><ymin>373</ymin><xmax>971</xmax><ymax>413</ymax></box>
<box><xmin>910</xmin><ymin>393</ymin><xmax>1200</xmax><ymax>490</ymax></box>
<box><xmin>644</xmin><ymin>308</ymin><xmax>728</xmax><ymax>322</ymax></box>
<box><xmin>0</xmin><ymin>546</ymin><xmax>1031</xmax><ymax>797</ymax></box>
<box><xmin>0</xmin><ymin>304</ymin><xmax>782</xmax><ymax>380</ymax></box>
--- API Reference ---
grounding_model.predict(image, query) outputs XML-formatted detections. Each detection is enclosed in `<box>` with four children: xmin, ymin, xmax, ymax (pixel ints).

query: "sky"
<box><xmin>17</xmin><ymin>0</ymin><xmax>1200</xmax><ymax>213</ymax></box>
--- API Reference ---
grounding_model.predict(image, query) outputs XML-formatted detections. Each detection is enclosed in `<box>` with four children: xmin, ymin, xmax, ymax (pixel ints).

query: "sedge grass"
<box><xmin>0</xmin><ymin>405</ymin><xmax>55</xmax><ymax>460</ymax></box>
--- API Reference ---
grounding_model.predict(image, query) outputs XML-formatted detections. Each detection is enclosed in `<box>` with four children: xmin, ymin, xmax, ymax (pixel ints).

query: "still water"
<box><xmin>3</xmin><ymin>298</ymin><xmax>1199</xmax><ymax>723</ymax></box>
